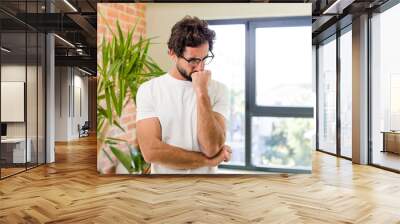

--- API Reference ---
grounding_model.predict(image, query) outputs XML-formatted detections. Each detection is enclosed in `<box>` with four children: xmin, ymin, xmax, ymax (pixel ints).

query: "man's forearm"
<box><xmin>142</xmin><ymin>140</ymin><xmax>214</xmax><ymax>170</ymax></box>
<box><xmin>196</xmin><ymin>91</ymin><xmax>225</xmax><ymax>157</ymax></box>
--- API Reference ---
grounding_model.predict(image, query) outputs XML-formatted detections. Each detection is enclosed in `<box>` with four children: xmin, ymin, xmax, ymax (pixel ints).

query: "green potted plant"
<box><xmin>97</xmin><ymin>19</ymin><xmax>164</xmax><ymax>174</ymax></box>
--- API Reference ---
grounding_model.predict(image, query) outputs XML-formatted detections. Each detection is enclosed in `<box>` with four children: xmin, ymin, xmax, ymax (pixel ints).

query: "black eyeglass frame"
<box><xmin>179</xmin><ymin>51</ymin><xmax>214</xmax><ymax>66</ymax></box>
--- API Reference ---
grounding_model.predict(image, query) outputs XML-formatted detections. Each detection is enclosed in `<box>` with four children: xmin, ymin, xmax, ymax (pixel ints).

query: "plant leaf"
<box><xmin>106</xmin><ymin>137</ymin><xmax>128</xmax><ymax>143</ymax></box>
<box><xmin>113</xmin><ymin>120</ymin><xmax>125</xmax><ymax>132</ymax></box>
<box><xmin>97</xmin><ymin>18</ymin><xmax>167</xmax><ymax>173</ymax></box>
<box><xmin>110</xmin><ymin>146</ymin><xmax>133</xmax><ymax>173</ymax></box>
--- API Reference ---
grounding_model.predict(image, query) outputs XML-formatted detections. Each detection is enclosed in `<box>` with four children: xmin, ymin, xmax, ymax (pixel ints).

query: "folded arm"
<box><xmin>137</xmin><ymin>117</ymin><xmax>227</xmax><ymax>170</ymax></box>
<box><xmin>196</xmin><ymin>91</ymin><xmax>226</xmax><ymax>158</ymax></box>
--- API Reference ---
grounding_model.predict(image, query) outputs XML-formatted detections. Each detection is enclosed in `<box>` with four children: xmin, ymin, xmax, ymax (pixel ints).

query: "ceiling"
<box><xmin>0</xmin><ymin>0</ymin><xmax>97</xmax><ymax>74</ymax></box>
<box><xmin>0</xmin><ymin>0</ymin><xmax>393</xmax><ymax>75</ymax></box>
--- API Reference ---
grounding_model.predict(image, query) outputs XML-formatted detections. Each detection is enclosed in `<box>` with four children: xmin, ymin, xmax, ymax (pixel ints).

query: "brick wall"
<box><xmin>97</xmin><ymin>3</ymin><xmax>146</xmax><ymax>44</ymax></box>
<box><xmin>97</xmin><ymin>3</ymin><xmax>146</xmax><ymax>174</ymax></box>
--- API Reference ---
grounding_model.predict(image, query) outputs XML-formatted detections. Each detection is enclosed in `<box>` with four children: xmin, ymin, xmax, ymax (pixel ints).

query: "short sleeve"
<box><xmin>136</xmin><ymin>82</ymin><xmax>157</xmax><ymax>121</ymax></box>
<box><xmin>212</xmin><ymin>82</ymin><xmax>229</xmax><ymax>120</ymax></box>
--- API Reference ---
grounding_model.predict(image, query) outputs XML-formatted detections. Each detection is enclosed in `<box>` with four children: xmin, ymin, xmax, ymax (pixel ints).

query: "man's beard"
<box><xmin>177</xmin><ymin>64</ymin><xmax>194</xmax><ymax>82</ymax></box>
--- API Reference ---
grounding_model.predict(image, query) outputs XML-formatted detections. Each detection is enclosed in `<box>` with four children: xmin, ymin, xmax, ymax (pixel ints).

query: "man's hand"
<box><xmin>222</xmin><ymin>145</ymin><xmax>232</xmax><ymax>162</ymax></box>
<box><xmin>191</xmin><ymin>70</ymin><xmax>211</xmax><ymax>94</ymax></box>
<box><xmin>206</xmin><ymin>145</ymin><xmax>232</xmax><ymax>167</ymax></box>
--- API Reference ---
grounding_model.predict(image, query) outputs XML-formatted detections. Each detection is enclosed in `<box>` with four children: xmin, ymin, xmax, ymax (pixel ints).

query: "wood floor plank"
<box><xmin>0</xmin><ymin>135</ymin><xmax>400</xmax><ymax>223</ymax></box>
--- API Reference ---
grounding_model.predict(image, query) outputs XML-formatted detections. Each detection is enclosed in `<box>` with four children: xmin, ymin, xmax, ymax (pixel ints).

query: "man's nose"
<box><xmin>195</xmin><ymin>60</ymin><xmax>205</xmax><ymax>71</ymax></box>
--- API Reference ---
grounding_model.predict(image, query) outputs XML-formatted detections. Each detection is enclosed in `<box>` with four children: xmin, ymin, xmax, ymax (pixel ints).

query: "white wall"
<box><xmin>1</xmin><ymin>65</ymin><xmax>26</xmax><ymax>134</ymax></box>
<box><xmin>72</xmin><ymin>72</ymin><xmax>89</xmax><ymax>138</ymax></box>
<box><xmin>1</xmin><ymin>65</ymin><xmax>26</xmax><ymax>141</ymax></box>
<box><xmin>55</xmin><ymin>66</ymin><xmax>69</xmax><ymax>141</ymax></box>
<box><xmin>54</xmin><ymin>67</ymin><xmax>89</xmax><ymax>141</ymax></box>
<box><xmin>1</xmin><ymin>65</ymin><xmax>33</xmax><ymax>137</ymax></box>
<box><xmin>1</xmin><ymin>65</ymin><xmax>26</xmax><ymax>81</ymax></box>
<box><xmin>146</xmin><ymin>3</ymin><xmax>311</xmax><ymax>71</ymax></box>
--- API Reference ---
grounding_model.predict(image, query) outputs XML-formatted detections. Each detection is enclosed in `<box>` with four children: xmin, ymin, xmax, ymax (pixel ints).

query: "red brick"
<box><xmin>125</xmin><ymin>104</ymin><xmax>134</xmax><ymax>111</ymax></box>
<box><xmin>126</xmin><ymin>7</ymin><xmax>136</xmax><ymax>15</ymax></box>
<box><xmin>136</xmin><ymin>27</ymin><xmax>144</xmax><ymax>35</ymax></box>
<box><xmin>114</xmin><ymin>4</ymin><xmax>124</xmax><ymax>11</ymax></box>
<box><xmin>136</xmin><ymin>3</ymin><xmax>146</xmax><ymax>10</ymax></box>
<box><xmin>121</xmin><ymin>115</ymin><xmax>132</xmax><ymax>124</ymax></box>
<box><xmin>98</xmin><ymin>26</ymin><xmax>106</xmax><ymax>36</ymax></box>
<box><xmin>138</xmin><ymin>12</ymin><xmax>145</xmax><ymax>18</ymax></box>
<box><xmin>125</xmin><ymin>106</ymin><xmax>135</xmax><ymax>113</ymax></box>
<box><xmin>107</xmin><ymin>8</ymin><xmax>119</xmax><ymax>19</ymax></box>
<box><xmin>127</xmin><ymin>123</ymin><xmax>136</xmax><ymax>130</ymax></box>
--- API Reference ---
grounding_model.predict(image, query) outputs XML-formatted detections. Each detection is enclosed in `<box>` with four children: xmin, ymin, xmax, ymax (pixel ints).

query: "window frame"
<box><xmin>0</xmin><ymin>2</ymin><xmax>47</xmax><ymax>180</ymax></box>
<box><xmin>208</xmin><ymin>17</ymin><xmax>313</xmax><ymax>173</ymax></box>
<box><xmin>338</xmin><ymin>24</ymin><xmax>353</xmax><ymax>159</ymax></box>
<box><xmin>368</xmin><ymin>0</ymin><xmax>400</xmax><ymax>173</ymax></box>
<box><xmin>315</xmin><ymin>22</ymin><xmax>353</xmax><ymax>160</ymax></box>
<box><xmin>316</xmin><ymin>33</ymin><xmax>338</xmax><ymax>156</ymax></box>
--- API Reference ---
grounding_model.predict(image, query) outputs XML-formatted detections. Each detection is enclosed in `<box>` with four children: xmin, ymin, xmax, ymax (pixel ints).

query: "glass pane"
<box><xmin>27</xmin><ymin>31</ymin><xmax>38</xmax><ymax>169</ymax></box>
<box><xmin>340</xmin><ymin>29</ymin><xmax>352</xmax><ymax>158</ymax></box>
<box><xmin>0</xmin><ymin>1</ymin><xmax>28</xmax><ymax>32</ymax></box>
<box><xmin>1</xmin><ymin>30</ymin><xmax>27</xmax><ymax>177</ymax></box>
<box><xmin>251</xmin><ymin>117</ymin><xmax>314</xmax><ymax>169</ymax></box>
<box><xmin>38</xmin><ymin>33</ymin><xmax>45</xmax><ymax>164</ymax></box>
<box><xmin>317</xmin><ymin>38</ymin><xmax>337</xmax><ymax>154</ymax></box>
<box><xmin>208</xmin><ymin>24</ymin><xmax>245</xmax><ymax>166</ymax></box>
<box><xmin>255</xmin><ymin>26</ymin><xmax>313</xmax><ymax>107</ymax></box>
<box><xmin>371</xmin><ymin>4</ymin><xmax>400</xmax><ymax>171</ymax></box>
<box><xmin>26</xmin><ymin>0</ymin><xmax>40</xmax><ymax>169</ymax></box>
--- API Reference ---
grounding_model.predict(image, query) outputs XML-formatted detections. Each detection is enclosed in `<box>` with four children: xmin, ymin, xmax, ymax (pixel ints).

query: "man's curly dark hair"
<box><xmin>167</xmin><ymin>16</ymin><xmax>216</xmax><ymax>57</ymax></box>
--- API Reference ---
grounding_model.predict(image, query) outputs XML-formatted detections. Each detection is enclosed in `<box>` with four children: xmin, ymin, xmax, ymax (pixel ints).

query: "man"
<box><xmin>136</xmin><ymin>16</ymin><xmax>231</xmax><ymax>174</ymax></box>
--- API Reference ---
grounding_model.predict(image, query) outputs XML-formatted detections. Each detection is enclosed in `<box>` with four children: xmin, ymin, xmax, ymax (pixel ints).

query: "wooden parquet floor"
<box><xmin>1</xmin><ymin>167</ymin><xmax>26</xmax><ymax>178</ymax></box>
<box><xmin>1</xmin><ymin>135</ymin><xmax>400</xmax><ymax>223</ymax></box>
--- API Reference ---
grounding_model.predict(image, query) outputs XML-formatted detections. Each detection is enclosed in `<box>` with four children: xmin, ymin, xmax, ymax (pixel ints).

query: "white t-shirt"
<box><xmin>136</xmin><ymin>73</ymin><xmax>229</xmax><ymax>174</ymax></box>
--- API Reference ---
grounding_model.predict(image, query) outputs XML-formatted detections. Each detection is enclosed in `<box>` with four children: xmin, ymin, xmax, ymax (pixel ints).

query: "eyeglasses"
<box><xmin>179</xmin><ymin>51</ymin><xmax>214</xmax><ymax>66</ymax></box>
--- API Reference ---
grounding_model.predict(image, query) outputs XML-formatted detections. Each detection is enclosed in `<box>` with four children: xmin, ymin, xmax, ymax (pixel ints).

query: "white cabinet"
<box><xmin>1</xmin><ymin>138</ymin><xmax>32</xmax><ymax>163</ymax></box>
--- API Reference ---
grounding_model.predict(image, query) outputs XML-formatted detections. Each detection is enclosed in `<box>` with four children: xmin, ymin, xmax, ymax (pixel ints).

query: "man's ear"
<box><xmin>168</xmin><ymin>49</ymin><xmax>177</xmax><ymax>62</ymax></box>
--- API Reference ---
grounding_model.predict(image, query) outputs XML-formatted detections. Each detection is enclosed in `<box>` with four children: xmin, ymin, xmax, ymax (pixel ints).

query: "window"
<box><xmin>0</xmin><ymin>1</ymin><xmax>47</xmax><ymax>179</ymax></box>
<box><xmin>208</xmin><ymin>24</ymin><xmax>246</xmax><ymax>166</ymax></box>
<box><xmin>371</xmin><ymin>3</ymin><xmax>400</xmax><ymax>171</ymax></box>
<box><xmin>251</xmin><ymin>19</ymin><xmax>313</xmax><ymax>171</ymax></box>
<box><xmin>209</xmin><ymin>17</ymin><xmax>313</xmax><ymax>172</ymax></box>
<box><xmin>252</xmin><ymin>117</ymin><xmax>313</xmax><ymax>169</ymax></box>
<box><xmin>339</xmin><ymin>28</ymin><xmax>352</xmax><ymax>158</ymax></box>
<box><xmin>317</xmin><ymin>36</ymin><xmax>337</xmax><ymax>155</ymax></box>
<box><xmin>255</xmin><ymin>26</ymin><xmax>313</xmax><ymax>107</ymax></box>
<box><xmin>391</xmin><ymin>74</ymin><xmax>400</xmax><ymax>130</ymax></box>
